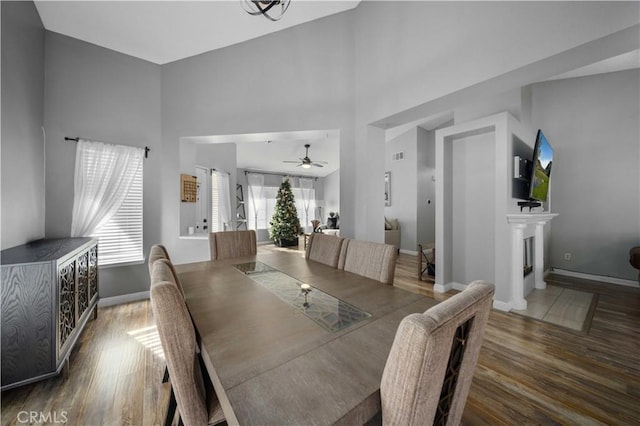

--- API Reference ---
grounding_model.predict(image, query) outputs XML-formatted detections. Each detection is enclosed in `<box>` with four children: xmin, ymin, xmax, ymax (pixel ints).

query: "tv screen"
<box><xmin>528</xmin><ymin>129</ymin><xmax>553</xmax><ymax>202</ymax></box>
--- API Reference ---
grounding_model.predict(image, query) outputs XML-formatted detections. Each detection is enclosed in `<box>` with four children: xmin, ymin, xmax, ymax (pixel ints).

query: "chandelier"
<box><xmin>241</xmin><ymin>0</ymin><xmax>291</xmax><ymax>21</ymax></box>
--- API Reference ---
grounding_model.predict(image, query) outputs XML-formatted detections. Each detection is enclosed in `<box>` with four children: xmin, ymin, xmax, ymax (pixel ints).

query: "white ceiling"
<box><xmin>34</xmin><ymin>0</ymin><xmax>361</xmax><ymax>64</ymax></box>
<box><xmin>183</xmin><ymin>129</ymin><xmax>340</xmax><ymax>178</ymax></box>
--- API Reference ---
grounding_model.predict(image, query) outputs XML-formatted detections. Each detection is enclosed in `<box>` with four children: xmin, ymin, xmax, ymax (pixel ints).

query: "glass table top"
<box><xmin>234</xmin><ymin>261</ymin><xmax>371</xmax><ymax>333</ymax></box>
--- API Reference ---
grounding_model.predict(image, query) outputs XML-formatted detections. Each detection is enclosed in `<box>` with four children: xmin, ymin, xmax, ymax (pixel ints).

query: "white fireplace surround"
<box><xmin>506</xmin><ymin>213</ymin><xmax>558</xmax><ymax>310</ymax></box>
<box><xmin>435</xmin><ymin>112</ymin><xmax>559</xmax><ymax>312</ymax></box>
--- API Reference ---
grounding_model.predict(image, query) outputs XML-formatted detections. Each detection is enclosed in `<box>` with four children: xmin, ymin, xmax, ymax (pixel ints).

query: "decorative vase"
<box><xmin>275</xmin><ymin>238</ymin><xmax>298</xmax><ymax>247</ymax></box>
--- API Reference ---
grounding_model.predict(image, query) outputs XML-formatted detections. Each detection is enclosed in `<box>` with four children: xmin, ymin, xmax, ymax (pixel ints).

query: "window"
<box><xmin>91</xmin><ymin>165</ymin><xmax>143</xmax><ymax>266</ymax></box>
<box><xmin>248</xmin><ymin>185</ymin><xmax>315</xmax><ymax>231</ymax></box>
<box><xmin>71</xmin><ymin>140</ymin><xmax>145</xmax><ymax>267</ymax></box>
<box><xmin>211</xmin><ymin>170</ymin><xmax>232</xmax><ymax>232</ymax></box>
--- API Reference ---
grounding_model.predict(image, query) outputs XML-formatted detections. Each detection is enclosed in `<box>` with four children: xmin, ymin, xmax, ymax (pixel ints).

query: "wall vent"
<box><xmin>392</xmin><ymin>151</ymin><xmax>404</xmax><ymax>161</ymax></box>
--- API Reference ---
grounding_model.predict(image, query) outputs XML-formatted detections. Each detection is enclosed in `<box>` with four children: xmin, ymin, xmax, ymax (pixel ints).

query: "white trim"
<box><xmin>179</xmin><ymin>234</ymin><xmax>209</xmax><ymax>240</ymax></box>
<box><xmin>434</xmin><ymin>281</ymin><xmax>459</xmax><ymax>293</ymax></box>
<box><xmin>492</xmin><ymin>300</ymin><xmax>512</xmax><ymax>312</ymax></box>
<box><xmin>551</xmin><ymin>268</ymin><xmax>638</xmax><ymax>288</ymax></box>
<box><xmin>98</xmin><ymin>291</ymin><xmax>150</xmax><ymax>307</ymax></box>
<box><xmin>400</xmin><ymin>249</ymin><xmax>417</xmax><ymax>256</ymax></box>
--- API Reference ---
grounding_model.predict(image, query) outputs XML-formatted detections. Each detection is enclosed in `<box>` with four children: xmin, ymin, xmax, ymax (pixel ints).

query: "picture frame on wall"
<box><xmin>384</xmin><ymin>172</ymin><xmax>391</xmax><ymax>206</ymax></box>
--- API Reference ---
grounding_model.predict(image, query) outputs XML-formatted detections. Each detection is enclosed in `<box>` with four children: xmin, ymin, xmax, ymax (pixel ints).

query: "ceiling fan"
<box><xmin>283</xmin><ymin>144</ymin><xmax>328</xmax><ymax>169</ymax></box>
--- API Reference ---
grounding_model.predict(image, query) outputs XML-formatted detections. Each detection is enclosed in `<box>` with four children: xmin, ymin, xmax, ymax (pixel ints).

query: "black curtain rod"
<box><xmin>65</xmin><ymin>137</ymin><xmax>150</xmax><ymax>158</ymax></box>
<box><xmin>211</xmin><ymin>168</ymin><xmax>231</xmax><ymax>176</ymax></box>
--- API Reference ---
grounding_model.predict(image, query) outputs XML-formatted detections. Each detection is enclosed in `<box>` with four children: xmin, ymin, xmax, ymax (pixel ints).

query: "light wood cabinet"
<box><xmin>1</xmin><ymin>238</ymin><xmax>99</xmax><ymax>390</ymax></box>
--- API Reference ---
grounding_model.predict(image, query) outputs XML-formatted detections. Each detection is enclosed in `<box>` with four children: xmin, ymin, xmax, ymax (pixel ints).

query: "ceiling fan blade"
<box><xmin>283</xmin><ymin>161</ymin><xmax>300</xmax><ymax>163</ymax></box>
<box><xmin>312</xmin><ymin>163</ymin><xmax>324</xmax><ymax>167</ymax></box>
<box><xmin>313</xmin><ymin>161</ymin><xmax>329</xmax><ymax>164</ymax></box>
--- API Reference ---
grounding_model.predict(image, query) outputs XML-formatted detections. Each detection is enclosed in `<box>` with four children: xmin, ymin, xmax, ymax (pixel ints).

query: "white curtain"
<box><xmin>247</xmin><ymin>173</ymin><xmax>264</xmax><ymax>230</ymax></box>
<box><xmin>71</xmin><ymin>139</ymin><xmax>144</xmax><ymax>237</ymax></box>
<box><xmin>299</xmin><ymin>177</ymin><xmax>314</xmax><ymax>231</ymax></box>
<box><xmin>215</xmin><ymin>171</ymin><xmax>232</xmax><ymax>231</ymax></box>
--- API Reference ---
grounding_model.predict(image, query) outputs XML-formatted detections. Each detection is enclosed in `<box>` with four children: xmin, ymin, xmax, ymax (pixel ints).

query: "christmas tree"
<box><xmin>269</xmin><ymin>177</ymin><xmax>303</xmax><ymax>246</ymax></box>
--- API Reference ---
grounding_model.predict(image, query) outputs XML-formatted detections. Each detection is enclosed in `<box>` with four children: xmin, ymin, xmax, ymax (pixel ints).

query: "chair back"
<box><xmin>339</xmin><ymin>239</ymin><xmax>398</xmax><ymax>285</ymax></box>
<box><xmin>380</xmin><ymin>280</ymin><xmax>495</xmax><ymax>426</ymax></box>
<box><xmin>148</xmin><ymin>244</ymin><xmax>170</xmax><ymax>277</ymax></box>
<box><xmin>305</xmin><ymin>233</ymin><xmax>344</xmax><ymax>268</ymax></box>
<box><xmin>209</xmin><ymin>230</ymin><xmax>257</xmax><ymax>260</ymax></box>
<box><xmin>151</xmin><ymin>261</ymin><xmax>208</xmax><ymax>426</ymax></box>
<box><xmin>148</xmin><ymin>244</ymin><xmax>185</xmax><ymax>298</ymax></box>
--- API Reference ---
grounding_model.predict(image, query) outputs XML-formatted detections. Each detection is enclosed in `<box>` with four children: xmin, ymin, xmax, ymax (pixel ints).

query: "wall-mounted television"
<box><xmin>528</xmin><ymin>129</ymin><xmax>553</xmax><ymax>202</ymax></box>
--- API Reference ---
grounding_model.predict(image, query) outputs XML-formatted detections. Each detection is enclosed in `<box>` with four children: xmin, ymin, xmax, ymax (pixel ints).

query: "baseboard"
<box><xmin>551</xmin><ymin>268</ymin><xmax>638</xmax><ymax>288</ymax></box>
<box><xmin>434</xmin><ymin>281</ymin><xmax>465</xmax><ymax>293</ymax></box>
<box><xmin>492</xmin><ymin>300</ymin><xmax>512</xmax><ymax>312</ymax></box>
<box><xmin>433</xmin><ymin>282</ymin><xmax>451</xmax><ymax>293</ymax></box>
<box><xmin>98</xmin><ymin>291</ymin><xmax>150</xmax><ymax>308</ymax></box>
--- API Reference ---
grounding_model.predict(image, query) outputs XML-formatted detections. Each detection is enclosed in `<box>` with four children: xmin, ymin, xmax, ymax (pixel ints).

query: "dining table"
<box><xmin>174</xmin><ymin>250</ymin><xmax>438</xmax><ymax>425</ymax></box>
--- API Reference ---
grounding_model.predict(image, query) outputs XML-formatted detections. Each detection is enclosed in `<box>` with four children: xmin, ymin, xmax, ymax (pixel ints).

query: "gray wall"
<box><xmin>1</xmin><ymin>1</ymin><xmax>45</xmax><ymax>250</ymax></box>
<box><xmin>43</xmin><ymin>32</ymin><xmax>162</xmax><ymax>298</ymax></box>
<box><xmin>323</xmin><ymin>169</ymin><xmax>340</xmax><ymax>223</ymax></box>
<box><xmin>352</xmin><ymin>3</ymin><xmax>638</xmax><ymax>246</ymax></box>
<box><xmin>451</xmin><ymin>133</ymin><xmax>496</xmax><ymax>286</ymax></box>
<box><xmin>161</xmin><ymin>11</ymin><xmax>355</xmax><ymax>264</ymax></box>
<box><xmin>385</xmin><ymin>128</ymin><xmax>418</xmax><ymax>251</ymax></box>
<box><xmin>384</xmin><ymin>126</ymin><xmax>434</xmax><ymax>252</ymax></box>
<box><xmin>531</xmin><ymin>69</ymin><xmax>640</xmax><ymax>281</ymax></box>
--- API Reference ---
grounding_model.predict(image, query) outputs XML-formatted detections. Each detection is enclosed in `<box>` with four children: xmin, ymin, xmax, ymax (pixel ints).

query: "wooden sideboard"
<box><xmin>1</xmin><ymin>238</ymin><xmax>99</xmax><ymax>390</ymax></box>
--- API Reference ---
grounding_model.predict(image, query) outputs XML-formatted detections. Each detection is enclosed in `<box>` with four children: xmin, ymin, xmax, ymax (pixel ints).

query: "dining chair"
<box><xmin>148</xmin><ymin>244</ymin><xmax>171</xmax><ymax>277</ymax></box>
<box><xmin>150</xmin><ymin>261</ymin><xmax>225</xmax><ymax>426</ymax></box>
<box><xmin>209</xmin><ymin>230</ymin><xmax>257</xmax><ymax>260</ymax></box>
<box><xmin>338</xmin><ymin>239</ymin><xmax>398</xmax><ymax>285</ymax></box>
<box><xmin>149</xmin><ymin>252</ymin><xmax>185</xmax><ymax>385</ymax></box>
<box><xmin>149</xmin><ymin>254</ymin><xmax>184</xmax><ymax>298</ymax></box>
<box><xmin>305</xmin><ymin>232</ymin><xmax>345</xmax><ymax>268</ymax></box>
<box><xmin>379</xmin><ymin>280</ymin><xmax>495</xmax><ymax>426</ymax></box>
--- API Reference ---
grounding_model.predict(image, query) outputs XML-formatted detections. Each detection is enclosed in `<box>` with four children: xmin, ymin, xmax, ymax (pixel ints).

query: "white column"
<box><xmin>534</xmin><ymin>221</ymin><xmax>547</xmax><ymax>289</ymax></box>
<box><xmin>511</xmin><ymin>224</ymin><xmax>527</xmax><ymax>310</ymax></box>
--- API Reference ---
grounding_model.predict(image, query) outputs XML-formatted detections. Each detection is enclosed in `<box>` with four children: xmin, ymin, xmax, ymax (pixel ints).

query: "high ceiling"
<box><xmin>34</xmin><ymin>1</ymin><xmax>356</xmax><ymax>177</ymax></box>
<box><xmin>33</xmin><ymin>1</ymin><xmax>637</xmax><ymax>175</ymax></box>
<box><xmin>34</xmin><ymin>0</ymin><xmax>361</xmax><ymax>64</ymax></box>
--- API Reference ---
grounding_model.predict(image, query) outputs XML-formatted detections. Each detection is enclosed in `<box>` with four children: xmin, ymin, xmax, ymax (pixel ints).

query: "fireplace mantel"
<box><xmin>507</xmin><ymin>213</ymin><xmax>559</xmax><ymax>225</ymax></box>
<box><xmin>506</xmin><ymin>212</ymin><xmax>558</xmax><ymax>310</ymax></box>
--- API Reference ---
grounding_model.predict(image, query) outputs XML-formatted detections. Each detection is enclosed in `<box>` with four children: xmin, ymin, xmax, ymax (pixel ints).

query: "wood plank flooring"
<box><xmin>2</xmin><ymin>247</ymin><xmax>639</xmax><ymax>425</ymax></box>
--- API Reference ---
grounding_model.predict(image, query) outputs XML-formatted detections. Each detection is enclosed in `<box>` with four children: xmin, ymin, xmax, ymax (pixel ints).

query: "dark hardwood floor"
<box><xmin>2</xmin><ymin>246</ymin><xmax>639</xmax><ymax>425</ymax></box>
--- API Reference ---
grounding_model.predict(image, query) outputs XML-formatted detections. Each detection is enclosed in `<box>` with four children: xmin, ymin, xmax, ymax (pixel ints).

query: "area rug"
<box><xmin>511</xmin><ymin>285</ymin><xmax>598</xmax><ymax>333</ymax></box>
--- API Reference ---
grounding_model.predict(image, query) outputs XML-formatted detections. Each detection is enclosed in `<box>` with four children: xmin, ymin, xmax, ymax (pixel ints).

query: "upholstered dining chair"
<box><xmin>338</xmin><ymin>239</ymin><xmax>398</xmax><ymax>285</ymax></box>
<box><xmin>150</xmin><ymin>262</ymin><xmax>225</xmax><ymax>426</ymax></box>
<box><xmin>148</xmin><ymin>245</ymin><xmax>184</xmax><ymax>298</ymax></box>
<box><xmin>209</xmin><ymin>230</ymin><xmax>257</xmax><ymax>260</ymax></box>
<box><xmin>149</xmin><ymin>252</ymin><xmax>185</xmax><ymax>385</ymax></box>
<box><xmin>305</xmin><ymin>232</ymin><xmax>345</xmax><ymax>268</ymax></box>
<box><xmin>148</xmin><ymin>244</ymin><xmax>171</xmax><ymax>276</ymax></box>
<box><xmin>379</xmin><ymin>280</ymin><xmax>495</xmax><ymax>426</ymax></box>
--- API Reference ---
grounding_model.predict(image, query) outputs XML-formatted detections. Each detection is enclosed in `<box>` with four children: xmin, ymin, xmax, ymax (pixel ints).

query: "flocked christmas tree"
<box><xmin>269</xmin><ymin>177</ymin><xmax>303</xmax><ymax>246</ymax></box>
